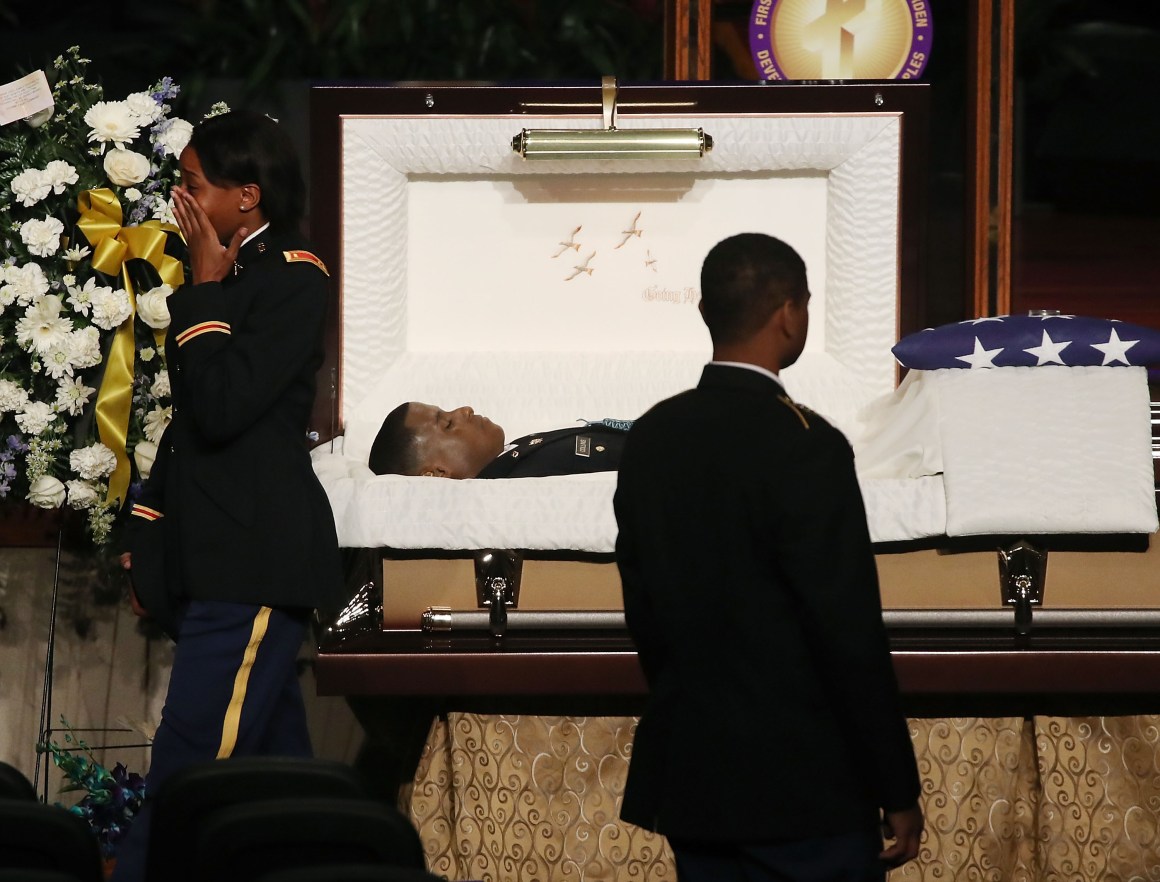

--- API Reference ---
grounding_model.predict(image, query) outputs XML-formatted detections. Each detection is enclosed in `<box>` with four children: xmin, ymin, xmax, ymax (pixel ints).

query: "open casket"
<box><xmin>307</xmin><ymin>81</ymin><xmax>1160</xmax><ymax>712</ymax></box>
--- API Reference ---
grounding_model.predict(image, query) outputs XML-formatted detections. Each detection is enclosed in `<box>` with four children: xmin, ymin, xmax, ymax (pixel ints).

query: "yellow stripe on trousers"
<box><xmin>216</xmin><ymin>606</ymin><xmax>273</xmax><ymax>759</ymax></box>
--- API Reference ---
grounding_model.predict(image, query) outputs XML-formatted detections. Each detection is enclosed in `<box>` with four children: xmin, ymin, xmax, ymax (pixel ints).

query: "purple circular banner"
<box><xmin>749</xmin><ymin>0</ymin><xmax>933</xmax><ymax>82</ymax></box>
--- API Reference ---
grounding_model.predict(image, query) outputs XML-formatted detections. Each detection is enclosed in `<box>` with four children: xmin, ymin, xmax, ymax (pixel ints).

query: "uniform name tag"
<box><xmin>575</xmin><ymin>435</ymin><xmax>591</xmax><ymax>457</ymax></box>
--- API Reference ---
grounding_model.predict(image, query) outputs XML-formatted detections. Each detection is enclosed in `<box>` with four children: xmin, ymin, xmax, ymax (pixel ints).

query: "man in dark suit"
<box><xmin>367</xmin><ymin>401</ymin><xmax>628</xmax><ymax>478</ymax></box>
<box><xmin>613</xmin><ymin>233</ymin><xmax>922</xmax><ymax>882</ymax></box>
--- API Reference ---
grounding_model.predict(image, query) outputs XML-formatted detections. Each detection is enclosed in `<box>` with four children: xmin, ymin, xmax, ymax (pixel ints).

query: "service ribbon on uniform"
<box><xmin>78</xmin><ymin>188</ymin><xmax>185</xmax><ymax>507</ymax></box>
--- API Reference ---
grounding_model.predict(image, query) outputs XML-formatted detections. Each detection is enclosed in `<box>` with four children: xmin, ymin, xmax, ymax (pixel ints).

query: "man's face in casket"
<box><xmin>406</xmin><ymin>403</ymin><xmax>506</xmax><ymax>479</ymax></box>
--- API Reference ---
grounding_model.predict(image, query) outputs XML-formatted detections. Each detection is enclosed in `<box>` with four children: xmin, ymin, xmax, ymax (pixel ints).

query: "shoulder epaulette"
<box><xmin>777</xmin><ymin>394</ymin><xmax>810</xmax><ymax>430</ymax></box>
<box><xmin>283</xmin><ymin>250</ymin><xmax>329</xmax><ymax>276</ymax></box>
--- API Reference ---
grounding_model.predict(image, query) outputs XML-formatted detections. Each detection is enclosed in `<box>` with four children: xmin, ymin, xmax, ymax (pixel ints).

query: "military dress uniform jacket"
<box><xmin>476</xmin><ymin>424</ymin><xmax>628</xmax><ymax>479</ymax></box>
<box><xmin>126</xmin><ymin>229</ymin><xmax>343</xmax><ymax>636</ymax></box>
<box><xmin>613</xmin><ymin>364</ymin><xmax>920</xmax><ymax>843</ymax></box>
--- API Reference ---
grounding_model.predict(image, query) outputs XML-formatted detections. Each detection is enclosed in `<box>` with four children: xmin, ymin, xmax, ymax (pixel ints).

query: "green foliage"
<box><xmin>169</xmin><ymin>0</ymin><xmax>663</xmax><ymax>107</ymax></box>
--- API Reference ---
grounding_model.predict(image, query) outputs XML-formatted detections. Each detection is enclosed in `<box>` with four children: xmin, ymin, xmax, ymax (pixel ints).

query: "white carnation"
<box><xmin>136</xmin><ymin>283</ymin><xmax>172</xmax><ymax>329</ymax></box>
<box><xmin>4</xmin><ymin>262</ymin><xmax>50</xmax><ymax>307</ymax></box>
<box><xmin>89</xmin><ymin>286</ymin><xmax>132</xmax><ymax>330</ymax></box>
<box><xmin>103</xmin><ymin>149</ymin><xmax>151</xmax><ymax>187</ymax></box>
<box><xmin>20</xmin><ymin>217</ymin><xmax>64</xmax><ymax>258</ymax></box>
<box><xmin>44</xmin><ymin>160</ymin><xmax>79</xmax><ymax>194</ymax></box>
<box><xmin>67</xmin><ymin>326</ymin><xmax>102</xmax><ymax>370</ymax></box>
<box><xmin>55</xmin><ymin>375</ymin><xmax>96</xmax><ymax>416</ymax></box>
<box><xmin>0</xmin><ymin>379</ymin><xmax>29</xmax><ymax>412</ymax></box>
<box><xmin>143</xmin><ymin>405</ymin><xmax>172</xmax><ymax>443</ymax></box>
<box><xmin>70</xmin><ymin>442</ymin><xmax>117</xmax><ymax>480</ymax></box>
<box><xmin>66</xmin><ymin>479</ymin><xmax>101</xmax><ymax>510</ymax></box>
<box><xmin>150</xmin><ymin>369</ymin><xmax>171</xmax><ymax>399</ymax></box>
<box><xmin>16</xmin><ymin>400</ymin><xmax>57</xmax><ymax>435</ymax></box>
<box><xmin>125</xmin><ymin>91</ymin><xmax>163</xmax><ymax>124</ymax></box>
<box><xmin>3</xmin><ymin>262</ymin><xmax>51</xmax><ymax>306</ymax></box>
<box><xmin>27</xmin><ymin>475</ymin><xmax>67</xmax><ymax>509</ymax></box>
<box><xmin>84</xmin><ymin>100</ymin><xmax>141</xmax><ymax>149</ymax></box>
<box><xmin>153</xmin><ymin>117</ymin><xmax>193</xmax><ymax>158</ymax></box>
<box><xmin>10</xmin><ymin>168</ymin><xmax>52</xmax><ymax>207</ymax></box>
<box><xmin>16</xmin><ymin>294</ymin><xmax>73</xmax><ymax>354</ymax></box>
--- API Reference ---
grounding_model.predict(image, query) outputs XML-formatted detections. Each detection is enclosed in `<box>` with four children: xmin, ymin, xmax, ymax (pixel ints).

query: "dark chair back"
<box><xmin>0</xmin><ymin>871</ymin><xmax>98</xmax><ymax>882</ymax></box>
<box><xmin>0</xmin><ymin>800</ymin><xmax>103</xmax><ymax>882</ymax></box>
<box><xmin>256</xmin><ymin>865</ymin><xmax>443</xmax><ymax>882</ymax></box>
<box><xmin>0</xmin><ymin>761</ymin><xmax>36</xmax><ymax>800</ymax></box>
<box><xmin>192</xmin><ymin>797</ymin><xmax>427</xmax><ymax>882</ymax></box>
<box><xmin>146</xmin><ymin>756</ymin><xmax>371</xmax><ymax>882</ymax></box>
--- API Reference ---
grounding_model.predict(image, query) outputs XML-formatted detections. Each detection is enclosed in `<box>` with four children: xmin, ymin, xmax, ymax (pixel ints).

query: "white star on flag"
<box><xmin>955</xmin><ymin>337</ymin><xmax>1003</xmax><ymax>368</ymax></box>
<box><xmin>964</xmin><ymin>316</ymin><xmax>1006</xmax><ymax>325</ymax></box>
<box><xmin>1023</xmin><ymin>330</ymin><xmax>1070</xmax><ymax>365</ymax></box>
<box><xmin>1090</xmin><ymin>328</ymin><xmax>1139</xmax><ymax>365</ymax></box>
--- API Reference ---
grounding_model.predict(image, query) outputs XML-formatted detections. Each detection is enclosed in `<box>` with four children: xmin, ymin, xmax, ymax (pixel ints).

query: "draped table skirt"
<box><xmin>410</xmin><ymin>714</ymin><xmax>1160</xmax><ymax>882</ymax></box>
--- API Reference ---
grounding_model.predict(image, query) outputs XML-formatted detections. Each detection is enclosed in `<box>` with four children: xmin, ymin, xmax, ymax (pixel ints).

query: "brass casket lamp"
<box><xmin>512</xmin><ymin>76</ymin><xmax>713</xmax><ymax>161</ymax></box>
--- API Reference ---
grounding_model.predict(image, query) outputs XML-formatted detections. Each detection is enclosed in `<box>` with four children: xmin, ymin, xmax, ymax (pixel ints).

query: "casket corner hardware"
<box><xmin>998</xmin><ymin>540</ymin><xmax>1047</xmax><ymax>637</ymax></box>
<box><xmin>474</xmin><ymin>550</ymin><xmax>522</xmax><ymax>639</ymax></box>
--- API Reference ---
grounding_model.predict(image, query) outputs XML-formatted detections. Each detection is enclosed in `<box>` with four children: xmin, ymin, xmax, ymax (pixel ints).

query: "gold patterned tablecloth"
<box><xmin>411</xmin><ymin>714</ymin><xmax>1160</xmax><ymax>882</ymax></box>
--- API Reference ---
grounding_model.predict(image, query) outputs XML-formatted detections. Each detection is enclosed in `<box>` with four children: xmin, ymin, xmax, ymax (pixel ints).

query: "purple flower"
<box><xmin>7</xmin><ymin>435</ymin><xmax>28</xmax><ymax>453</ymax></box>
<box><xmin>151</xmin><ymin>76</ymin><xmax>179</xmax><ymax>102</ymax></box>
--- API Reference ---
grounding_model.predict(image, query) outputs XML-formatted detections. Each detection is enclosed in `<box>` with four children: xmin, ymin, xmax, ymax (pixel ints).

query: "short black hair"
<box><xmin>186</xmin><ymin>110</ymin><xmax>305</xmax><ymax>232</ymax></box>
<box><xmin>368</xmin><ymin>403</ymin><xmax>420</xmax><ymax>476</ymax></box>
<box><xmin>699</xmin><ymin>233</ymin><xmax>808</xmax><ymax>347</ymax></box>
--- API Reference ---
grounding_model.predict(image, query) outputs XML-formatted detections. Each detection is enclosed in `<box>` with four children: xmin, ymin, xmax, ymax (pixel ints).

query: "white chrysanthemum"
<box><xmin>84</xmin><ymin>100</ymin><xmax>141</xmax><ymax>149</ymax></box>
<box><xmin>16</xmin><ymin>401</ymin><xmax>56</xmax><ymax>435</ymax></box>
<box><xmin>89</xmin><ymin>285</ymin><xmax>132</xmax><ymax>329</ymax></box>
<box><xmin>10</xmin><ymin>168</ymin><xmax>52</xmax><ymax>207</ymax></box>
<box><xmin>28</xmin><ymin>475</ymin><xmax>66</xmax><ymax>508</ymax></box>
<box><xmin>125</xmin><ymin>91</ymin><xmax>163</xmax><ymax>124</ymax></box>
<box><xmin>42</xmin><ymin>342</ymin><xmax>76</xmax><ymax>379</ymax></box>
<box><xmin>65</xmin><ymin>479</ymin><xmax>101</xmax><ymax>510</ymax></box>
<box><xmin>153</xmin><ymin>117</ymin><xmax>193</xmax><ymax>157</ymax></box>
<box><xmin>139</xmin><ymin>346</ymin><xmax>156</xmax><ymax>363</ymax></box>
<box><xmin>66</xmin><ymin>276</ymin><xmax>97</xmax><ymax>315</ymax></box>
<box><xmin>124</xmin><ymin>187</ymin><xmax>142</xmax><ymax>202</ymax></box>
<box><xmin>55</xmin><ymin>375</ymin><xmax>96</xmax><ymax>416</ymax></box>
<box><xmin>70</xmin><ymin>442</ymin><xmax>117</xmax><ymax>480</ymax></box>
<box><xmin>103</xmin><ymin>148</ymin><xmax>151</xmax><ymax>187</ymax></box>
<box><xmin>61</xmin><ymin>245</ymin><xmax>91</xmax><ymax>263</ymax></box>
<box><xmin>68</xmin><ymin>326</ymin><xmax>102</xmax><ymax>370</ymax></box>
<box><xmin>44</xmin><ymin>160</ymin><xmax>79</xmax><ymax>194</ymax></box>
<box><xmin>151</xmin><ymin>195</ymin><xmax>176</xmax><ymax>224</ymax></box>
<box><xmin>150</xmin><ymin>368</ymin><xmax>171</xmax><ymax>399</ymax></box>
<box><xmin>2</xmin><ymin>262</ymin><xmax>50</xmax><ymax>308</ymax></box>
<box><xmin>0</xmin><ymin>379</ymin><xmax>30</xmax><ymax>412</ymax></box>
<box><xmin>16</xmin><ymin>294</ymin><xmax>73</xmax><ymax>354</ymax></box>
<box><xmin>136</xmin><ymin>283</ymin><xmax>172</xmax><ymax>329</ymax></box>
<box><xmin>20</xmin><ymin>217</ymin><xmax>64</xmax><ymax>258</ymax></box>
<box><xmin>143</xmin><ymin>405</ymin><xmax>172</xmax><ymax>443</ymax></box>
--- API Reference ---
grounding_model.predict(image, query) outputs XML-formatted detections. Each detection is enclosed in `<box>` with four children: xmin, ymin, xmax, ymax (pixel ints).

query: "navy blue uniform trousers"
<box><xmin>670</xmin><ymin>830</ymin><xmax>886</xmax><ymax>882</ymax></box>
<box><xmin>110</xmin><ymin>600</ymin><xmax>312</xmax><ymax>882</ymax></box>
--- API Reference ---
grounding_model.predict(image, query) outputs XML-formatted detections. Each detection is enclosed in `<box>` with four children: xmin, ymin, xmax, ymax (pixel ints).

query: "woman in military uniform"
<box><xmin>111</xmin><ymin>110</ymin><xmax>342</xmax><ymax>882</ymax></box>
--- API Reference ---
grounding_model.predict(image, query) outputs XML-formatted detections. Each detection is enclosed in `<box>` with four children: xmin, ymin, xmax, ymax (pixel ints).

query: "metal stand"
<box><xmin>32</xmin><ymin>528</ymin><xmax>150</xmax><ymax>802</ymax></box>
<box><xmin>32</xmin><ymin>528</ymin><xmax>64</xmax><ymax>802</ymax></box>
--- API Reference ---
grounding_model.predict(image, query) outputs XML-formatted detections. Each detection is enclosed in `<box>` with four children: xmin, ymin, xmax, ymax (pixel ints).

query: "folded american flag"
<box><xmin>893</xmin><ymin>314</ymin><xmax>1160</xmax><ymax>370</ymax></box>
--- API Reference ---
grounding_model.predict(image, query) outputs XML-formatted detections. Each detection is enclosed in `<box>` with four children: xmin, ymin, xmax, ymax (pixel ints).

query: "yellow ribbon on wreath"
<box><xmin>77</xmin><ymin>188</ymin><xmax>184</xmax><ymax>508</ymax></box>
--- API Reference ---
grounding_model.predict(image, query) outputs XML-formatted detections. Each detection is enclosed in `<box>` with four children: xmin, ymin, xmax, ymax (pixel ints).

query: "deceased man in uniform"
<box><xmin>368</xmin><ymin>401</ymin><xmax>630</xmax><ymax>479</ymax></box>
